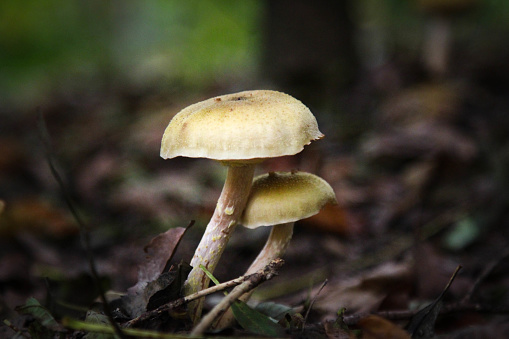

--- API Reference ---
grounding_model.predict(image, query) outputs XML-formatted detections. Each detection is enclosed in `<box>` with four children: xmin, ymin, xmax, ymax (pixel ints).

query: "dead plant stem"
<box><xmin>191</xmin><ymin>258</ymin><xmax>284</xmax><ymax>336</ymax></box>
<box><xmin>124</xmin><ymin>259</ymin><xmax>284</xmax><ymax>329</ymax></box>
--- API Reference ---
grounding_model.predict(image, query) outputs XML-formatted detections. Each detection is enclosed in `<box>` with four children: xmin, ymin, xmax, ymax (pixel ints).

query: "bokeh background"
<box><xmin>2</xmin><ymin>0</ymin><xmax>509</xmax><ymax>336</ymax></box>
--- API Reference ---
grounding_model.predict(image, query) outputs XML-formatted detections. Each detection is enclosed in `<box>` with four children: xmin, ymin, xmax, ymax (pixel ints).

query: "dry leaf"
<box><xmin>134</xmin><ymin>226</ymin><xmax>188</xmax><ymax>289</ymax></box>
<box><xmin>323</xmin><ymin>319</ymin><xmax>352</xmax><ymax>339</ymax></box>
<box><xmin>315</xmin><ymin>262</ymin><xmax>412</xmax><ymax>315</ymax></box>
<box><xmin>0</xmin><ymin>197</ymin><xmax>76</xmax><ymax>238</ymax></box>
<box><xmin>302</xmin><ymin>203</ymin><xmax>352</xmax><ymax>235</ymax></box>
<box><xmin>115</xmin><ymin>226</ymin><xmax>189</xmax><ymax>318</ymax></box>
<box><xmin>357</xmin><ymin>315</ymin><xmax>410</xmax><ymax>339</ymax></box>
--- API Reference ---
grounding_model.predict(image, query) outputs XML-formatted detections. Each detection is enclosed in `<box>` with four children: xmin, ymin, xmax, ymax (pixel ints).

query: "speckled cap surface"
<box><xmin>160</xmin><ymin>90</ymin><xmax>323</xmax><ymax>162</ymax></box>
<box><xmin>241</xmin><ymin>171</ymin><xmax>337</xmax><ymax>228</ymax></box>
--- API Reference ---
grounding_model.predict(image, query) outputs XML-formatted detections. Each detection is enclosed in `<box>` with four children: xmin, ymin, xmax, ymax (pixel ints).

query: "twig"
<box><xmin>124</xmin><ymin>259</ymin><xmax>284</xmax><ymax>328</ymax></box>
<box><xmin>37</xmin><ymin>112</ymin><xmax>126</xmax><ymax>339</ymax></box>
<box><xmin>462</xmin><ymin>246</ymin><xmax>509</xmax><ymax>303</ymax></box>
<box><xmin>191</xmin><ymin>259</ymin><xmax>285</xmax><ymax>336</ymax></box>
<box><xmin>302</xmin><ymin>279</ymin><xmax>328</xmax><ymax>331</ymax></box>
<box><xmin>343</xmin><ymin>302</ymin><xmax>509</xmax><ymax>327</ymax></box>
<box><xmin>342</xmin><ymin>264</ymin><xmax>509</xmax><ymax>327</ymax></box>
<box><xmin>3</xmin><ymin>320</ymin><xmax>30</xmax><ymax>338</ymax></box>
<box><xmin>439</xmin><ymin>265</ymin><xmax>462</xmax><ymax>300</ymax></box>
<box><xmin>63</xmin><ymin>317</ymin><xmax>191</xmax><ymax>339</ymax></box>
<box><xmin>192</xmin><ymin>281</ymin><xmax>251</xmax><ymax>335</ymax></box>
<box><xmin>124</xmin><ymin>271</ymin><xmax>261</xmax><ymax>327</ymax></box>
<box><xmin>345</xmin><ymin>265</ymin><xmax>461</xmax><ymax>327</ymax></box>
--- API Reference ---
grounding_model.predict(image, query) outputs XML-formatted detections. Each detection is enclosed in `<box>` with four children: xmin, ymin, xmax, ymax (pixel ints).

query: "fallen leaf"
<box><xmin>302</xmin><ymin>203</ymin><xmax>354</xmax><ymax>236</ymax></box>
<box><xmin>315</xmin><ymin>262</ymin><xmax>412</xmax><ymax>315</ymax></box>
<box><xmin>15</xmin><ymin>297</ymin><xmax>65</xmax><ymax>338</ymax></box>
<box><xmin>136</xmin><ymin>226</ymin><xmax>188</xmax><ymax>287</ymax></box>
<box><xmin>405</xmin><ymin>300</ymin><xmax>443</xmax><ymax>339</ymax></box>
<box><xmin>114</xmin><ymin>263</ymin><xmax>191</xmax><ymax>319</ymax></box>
<box><xmin>83</xmin><ymin>310</ymin><xmax>115</xmax><ymax>339</ymax></box>
<box><xmin>231</xmin><ymin>301</ymin><xmax>286</xmax><ymax>337</ymax></box>
<box><xmin>406</xmin><ymin>266</ymin><xmax>461</xmax><ymax>338</ymax></box>
<box><xmin>147</xmin><ymin>262</ymin><xmax>192</xmax><ymax>310</ymax></box>
<box><xmin>0</xmin><ymin>197</ymin><xmax>76</xmax><ymax>238</ymax></box>
<box><xmin>324</xmin><ymin>308</ymin><xmax>353</xmax><ymax>339</ymax></box>
<box><xmin>254</xmin><ymin>301</ymin><xmax>295</xmax><ymax>321</ymax></box>
<box><xmin>357</xmin><ymin>315</ymin><xmax>410</xmax><ymax>339</ymax></box>
<box><xmin>111</xmin><ymin>225</ymin><xmax>190</xmax><ymax>318</ymax></box>
<box><xmin>324</xmin><ymin>320</ymin><xmax>351</xmax><ymax>339</ymax></box>
<box><xmin>15</xmin><ymin>297</ymin><xmax>60</xmax><ymax>330</ymax></box>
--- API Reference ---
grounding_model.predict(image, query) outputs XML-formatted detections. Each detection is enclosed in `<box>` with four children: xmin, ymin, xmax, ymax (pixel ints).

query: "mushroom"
<box><xmin>160</xmin><ymin>90</ymin><xmax>323</xmax><ymax>321</ymax></box>
<box><xmin>213</xmin><ymin>171</ymin><xmax>337</xmax><ymax>330</ymax></box>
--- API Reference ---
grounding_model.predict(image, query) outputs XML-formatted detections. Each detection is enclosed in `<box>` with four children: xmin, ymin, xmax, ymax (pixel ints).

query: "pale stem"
<box><xmin>212</xmin><ymin>222</ymin><xmax>294</xmax><ymax>330</ymax></box>
<box><xmin>184</xmin><ymin>164</ymin><xmax>256</xmax><ymax>323</ymax></box>
<box><xmin>245</xmin><ymin>222</ymin><xmax>294</xmax><ymax>275</ymax></box>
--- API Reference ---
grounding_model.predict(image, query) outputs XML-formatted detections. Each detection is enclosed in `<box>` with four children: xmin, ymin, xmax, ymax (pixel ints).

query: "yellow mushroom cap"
<box><xmin>240</xmin><ymin>171</ymin><xmax>337</xmax><ymax>229</ymax></box>
<box><xmin>160</xmin><ymin>90</ymin><xmax>323</xmax><ymax>162</ymax></box>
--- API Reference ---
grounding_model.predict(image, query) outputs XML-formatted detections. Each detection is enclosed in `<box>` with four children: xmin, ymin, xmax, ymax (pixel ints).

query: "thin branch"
<box><xmin>302</xmin><ymin>279</ymin><xmax>328</xmax><ymax>331</ymax></box>
<box><xmin>343</xmin><ymin>302</ymin><xmax>509</xmax><ymax>327</ymax></box>
<box><xmin>124</xmin><ymin>259</ymin><xmax>284</xmax><ymax>329</ymax></box>
<box><xmin>463</xmin><ymin>246</ymin><xmax>509</xmax><ymax>303</ymax></box>
<box><xmin>345</xmin><ymin>265</ymin><xmax>461</xmax><ymax>327</ymax></box>
<box><xmin>191</xmin><ymin>259</ymin><xmax>285</xmax><ymax>336</ymax></box>
<box><xmin>342</xmin><ymin>264</ymin><xmax>509</xmax><ymax>327</ymax></box>
<box><xmin>191</xmin><ymin>281</ymin><xmax>251</xmax><ymax>335</ymax></box>
<box><xmin>3</xmin><ymin>320</ymin><xmax>30</xmax><ymax>338</ymax></box>
<box><xmin>439</xmin><ymin>265</ymin><xmax>462</xmax><ymax>300</ymax></box>
<box><xmin>37</xmin><ymin>112</ymin><xmax>126</xmax><ymax>339</ymax></box>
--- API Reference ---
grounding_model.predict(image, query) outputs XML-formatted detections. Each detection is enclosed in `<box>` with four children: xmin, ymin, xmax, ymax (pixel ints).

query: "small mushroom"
<box><xmin>213</xmin><ymin>171</ymin><xmax>337</xmax><ymax>329</ymax></box>
<box><xmin>160</xmin><ymin>90</ymin><xmax>323</xmax><ymax>321</ymax></box>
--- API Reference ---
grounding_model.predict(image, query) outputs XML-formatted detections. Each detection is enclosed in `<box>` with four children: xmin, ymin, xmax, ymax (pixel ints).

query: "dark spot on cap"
<box><xmin>229</xmin><ymin>96</ymin><xmax>248</xmax><ymax>102</ymax></box>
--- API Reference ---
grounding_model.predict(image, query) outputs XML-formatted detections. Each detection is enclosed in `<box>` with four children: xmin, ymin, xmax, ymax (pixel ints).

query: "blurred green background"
<box><xmin>2</xmin><ymin>0</ymin><xmax>508</xmax><ymax>114</ymax></box>
<box><xmin>1</xmin><ymin>0</ymin><xmax>262</xmax><ymax>111</ymax></box>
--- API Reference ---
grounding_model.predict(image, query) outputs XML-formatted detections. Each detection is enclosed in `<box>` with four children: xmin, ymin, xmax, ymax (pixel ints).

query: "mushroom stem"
<box><xmin>184</xmin><ymin>163</ymin><xmax>256</xmax><ymax>323</ymax></box>
<box><xmin>245</xmin><ymin>222</ymin><xmax>294</xmax><ymax>274</ymax></box>
<box><xmin>212</xmin><ymin>222</ymin><xmax>294</xmax><ymax>330</ymax></box>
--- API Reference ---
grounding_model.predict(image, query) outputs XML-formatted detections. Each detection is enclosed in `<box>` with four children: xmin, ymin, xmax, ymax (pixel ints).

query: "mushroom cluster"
<box><xmin>160</xmin><ymin>90</ymin><xmax>334</xmax><ymax>323</ymax></box>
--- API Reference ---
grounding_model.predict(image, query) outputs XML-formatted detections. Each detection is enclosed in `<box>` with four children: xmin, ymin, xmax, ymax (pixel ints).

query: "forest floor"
<box><xmin>2</xmin><ymin>73</ymin><xmax>509</xmax><ymax>338</ymax></box>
